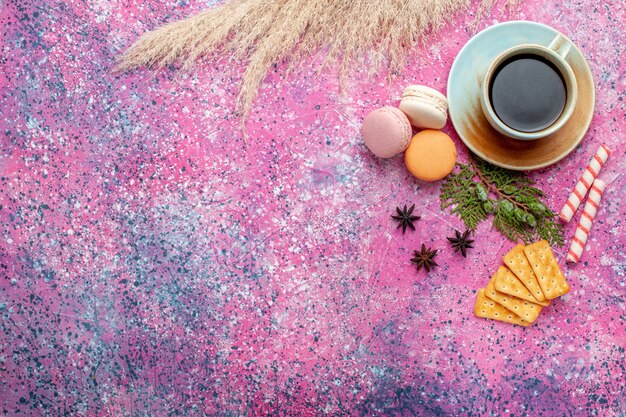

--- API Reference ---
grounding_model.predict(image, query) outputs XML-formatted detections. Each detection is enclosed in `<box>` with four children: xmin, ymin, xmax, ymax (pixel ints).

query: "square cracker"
<box><xmin>474</xmin><ymin>289</ymin><xmax>530</xmax><ymax>326</ymax></box>
<box><xmin>494</xmin><ymin>266</ymin><xmax>546</xmax><ymax>304</ymax></box>
<box><xmin>524</xmin><ymin>240</ymin><xmax>570</xmax><ymax>299</ymax></box>
<box><xmin>485</xmin><ymin>270</ymin><xmax>543</xmax><ymax>323</ymax></box>
<box><xmin>503</xmin><ymin>244</ymin><xmax>546</xmax><ymax>302</ymax></box>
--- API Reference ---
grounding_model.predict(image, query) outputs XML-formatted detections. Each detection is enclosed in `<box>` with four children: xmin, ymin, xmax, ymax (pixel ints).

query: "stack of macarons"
<box><xmin>361</xmin><ymin>85</ymin><xmax>456</xmax><ymax>182</ymax></box>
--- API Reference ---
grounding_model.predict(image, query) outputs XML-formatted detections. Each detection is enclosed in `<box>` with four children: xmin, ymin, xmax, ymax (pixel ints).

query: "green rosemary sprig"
<box><xmin>440</xmin><ymin>156</ymin><xmax>564</xmax><ymax>246</ymax></box>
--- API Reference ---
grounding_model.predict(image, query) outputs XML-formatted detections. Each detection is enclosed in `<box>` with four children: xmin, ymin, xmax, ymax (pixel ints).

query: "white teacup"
<box><xmin>480</xmin><ymin>34</ymin><xmax>578</xmax><ymax>141</ymax></box>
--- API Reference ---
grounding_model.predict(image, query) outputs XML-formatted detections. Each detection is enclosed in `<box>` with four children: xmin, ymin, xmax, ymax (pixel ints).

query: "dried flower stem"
<box><xmin>117</xmin><ymin>0</ymin><xmax>516</xmax><ymax>119</ymax></box>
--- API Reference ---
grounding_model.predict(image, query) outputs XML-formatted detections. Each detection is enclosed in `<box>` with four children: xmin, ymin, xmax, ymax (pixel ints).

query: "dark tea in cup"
<box><xmin>489</xmin><ymin>54</ymin><xmax>567</xmax><ymax>133</ymax></box>
<box><xmin>480</xmin><ymin>35</ymin><xmax>578</xmax><ymax>141</ymax></box>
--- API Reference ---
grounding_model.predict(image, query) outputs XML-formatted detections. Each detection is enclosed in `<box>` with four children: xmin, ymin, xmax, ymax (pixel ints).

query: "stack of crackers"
<box><xmin>474</xmin><ymin>240</ymin><xmax>569</xmax><ymax>327</ymax></box>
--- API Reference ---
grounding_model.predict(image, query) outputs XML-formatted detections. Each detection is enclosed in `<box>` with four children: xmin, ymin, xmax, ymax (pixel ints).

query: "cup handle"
<box><xmin>547</xmin><ymin>34</ymin><xmax>571</xmax><ymax>59</ymax></box>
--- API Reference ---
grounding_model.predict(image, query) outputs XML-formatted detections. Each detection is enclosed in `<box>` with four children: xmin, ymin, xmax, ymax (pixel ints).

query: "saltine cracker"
<box><xmin>485</xmin><ymin>271</ymin><xmax>543</xmax><ymax>323</ymax></box>
<box><xmin>524</xmin><ymin>240</ymin><xmax>570</xmax><ymax>299</ymax></box>
<box><xmin>494</xmin><ymin>266</ymin><xmax>542</xmax><ymax>304</ymax></box>
<box><xmin>503</xmin><ymin>244</ymin><xmax>546</xmax><ymax>302</ymax></box>
<box><xmin>474</xmin><ymin>289</ymin><xmax>530</xmax><ymax>326</ymax></box>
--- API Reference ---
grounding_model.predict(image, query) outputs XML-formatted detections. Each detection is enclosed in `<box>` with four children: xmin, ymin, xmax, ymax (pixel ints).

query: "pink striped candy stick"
<box><xmin>566</xmin><ymin>178</ymin><xmax>606</xmax><ymax>263</ymax></box>
<box><xmin>559</xmin><ymin>144</ymin><xmax>611</xmax><ymax>222</ymax></box>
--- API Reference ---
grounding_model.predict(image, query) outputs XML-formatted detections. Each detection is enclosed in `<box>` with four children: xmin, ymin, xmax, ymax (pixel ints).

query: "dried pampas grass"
<box><xmin>118</xmin><ymin>0</ymin><xmax>510</xmax><ymax>118</ymax></box>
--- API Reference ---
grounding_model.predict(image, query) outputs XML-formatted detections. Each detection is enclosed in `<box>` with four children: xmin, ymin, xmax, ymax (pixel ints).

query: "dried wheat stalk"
<box><xmin>118</xmin><ymin>0</ymin><xmax>512</xmax><ymax>118</ymax></box>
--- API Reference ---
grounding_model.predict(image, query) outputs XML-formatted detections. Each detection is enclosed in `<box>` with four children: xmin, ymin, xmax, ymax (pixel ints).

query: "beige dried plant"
<box><xmin>118</xmin><ymin>0</ymin><xmax>511</xmax><ymax>119</ymax></box>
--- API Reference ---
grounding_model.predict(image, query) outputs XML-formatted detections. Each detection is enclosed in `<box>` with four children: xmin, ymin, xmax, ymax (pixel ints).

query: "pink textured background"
<box><xmin>0</xmin><ymin>0</ymin><xmax>624</xmax><ymax>415</ymax></box>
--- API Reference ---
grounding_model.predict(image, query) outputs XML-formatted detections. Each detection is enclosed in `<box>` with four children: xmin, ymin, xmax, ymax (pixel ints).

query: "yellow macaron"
<box><xmin>405</xmin><ymin>130</ymin><xmax>457</xmax><ymax>181</ymax></box>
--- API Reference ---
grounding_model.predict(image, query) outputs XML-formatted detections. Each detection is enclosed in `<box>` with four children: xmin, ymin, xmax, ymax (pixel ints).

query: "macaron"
<box><xmin>405</xmin><ymin>130</ymin><xmax>457</xmax><ymax>181</ymax></box>
<box><xmin>361</xmin><ymin>106</ymin><xmax>412</xmax><ymax>158</ymax></box>
<box><xmin>399</xmin><ymin>85</ymin><xmax>448</xmax><ymax>129</ymax></box>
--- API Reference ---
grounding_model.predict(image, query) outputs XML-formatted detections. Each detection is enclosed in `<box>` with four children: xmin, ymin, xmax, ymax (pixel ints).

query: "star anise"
<box><xmin>447</xmin><ymin>229</ymin><xmax>474</xmax><ymax>258</ymax></box>
<box><xmin>410</xmin><ymin>243</ymin><xmax>439</xmax><ymax>272</ymax></box>
<box><xmin>391</xmin><ymin>204</ymin><xmax>420</xmax><ymax>234</ymax></box>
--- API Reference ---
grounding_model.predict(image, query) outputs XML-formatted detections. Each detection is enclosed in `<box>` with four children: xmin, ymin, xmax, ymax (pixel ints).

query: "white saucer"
<box><xmin>447</xmin><ymin>21</ymin><xmax>595</xmax><ymax>171</ymax></box>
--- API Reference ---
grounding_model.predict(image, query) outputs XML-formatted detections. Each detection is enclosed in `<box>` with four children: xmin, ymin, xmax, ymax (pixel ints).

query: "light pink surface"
<box><xmin>0</xmin><ymin>0</ymin><xmax>624</xmax><ymax>415</ymax></box>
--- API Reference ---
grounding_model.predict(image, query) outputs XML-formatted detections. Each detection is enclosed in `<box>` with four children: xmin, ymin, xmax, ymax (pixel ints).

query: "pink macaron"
<box><xmin>361</xmin><ymin>106</ymin><xmax>412</xmax><ymax>158</ymax></box>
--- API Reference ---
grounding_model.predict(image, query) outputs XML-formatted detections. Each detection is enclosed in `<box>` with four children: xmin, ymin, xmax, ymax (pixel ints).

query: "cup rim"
<box><xmin>481</xmin><ymin>43</ymin><xmax>578</xmax><ymax>141</ymax></box>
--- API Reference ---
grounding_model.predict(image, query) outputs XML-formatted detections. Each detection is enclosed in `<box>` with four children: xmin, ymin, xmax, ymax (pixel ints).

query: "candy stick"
<box><xmin>559</xmin><ymin>144</ymin><xmax>611</xmax><ymax>222</ymax></box>
<box><xmin>566</xmin><ymin>178</ymin><xmax>606</xmax><ymax>263</ymax></box>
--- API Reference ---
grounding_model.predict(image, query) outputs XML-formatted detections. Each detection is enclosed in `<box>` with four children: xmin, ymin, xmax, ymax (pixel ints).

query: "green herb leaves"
<box><xmin>440</xmin><ymin>157</ymin><xmax>564</xmax><ymax>247</ymax></box>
